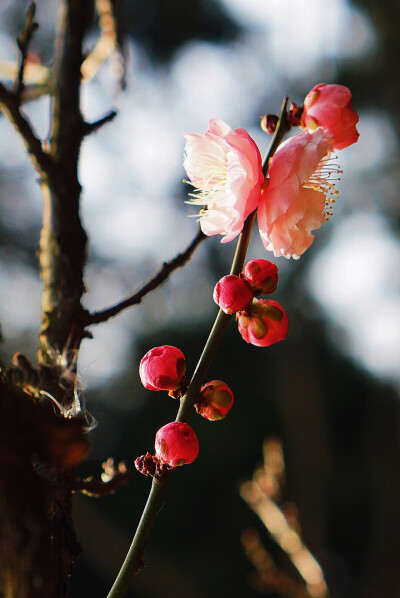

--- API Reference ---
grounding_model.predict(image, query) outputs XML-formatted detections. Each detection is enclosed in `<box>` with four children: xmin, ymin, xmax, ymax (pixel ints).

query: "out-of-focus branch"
<box><xmin>82</xmin><ymin>109</ymin><xmax>117</xmax><ymax>135</ymax></box>
<box><xmin>14</xmin><ymin>2</ymin><xmax>38</xmax><ymax>97</ymax></box>
<box><xmin>241</xmin><ymin>528</ymin><xmax>312</xmax><ymax>598</ymax></box>
<box><xmin>87</xmin><ymin>228</ymin><xmax>207</xmax><ymax>326</ymax></box>
<box><xmin>72</xmin><ymin>459</ymin><xmax>132</xmax><ymax>497</ymax></box>
<box><xmin>240</xmin><ymin>438</ymin><xmax>329</xmax><ymax>598</ymax></box>
<box><xmin>0</xmin><ymin>82</ymin><xmax>51</xmax><ymax>175</ymax></box>
<box><xmin>81</xmin><ymin>0</ymin><xmax>125</xmax><ymax>85</ymax></box>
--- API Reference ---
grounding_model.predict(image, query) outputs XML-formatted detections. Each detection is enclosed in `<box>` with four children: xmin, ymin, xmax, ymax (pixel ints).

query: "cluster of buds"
<box><xmin>213</xmin><ymin>259</ymin><xmax>288</xmax><ymax>347</ymax></box>
<box><xmin>136</xmin><ymin>345</ymin><xmax>235</xmax><ymax>476</ymax></box>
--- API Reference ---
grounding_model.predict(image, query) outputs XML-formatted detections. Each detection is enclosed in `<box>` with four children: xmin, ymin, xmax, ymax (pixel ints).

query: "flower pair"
<box><xmin>184</xmin><ymin>83</ymin><xmax>359</xmax><ymax>259</ymax></box>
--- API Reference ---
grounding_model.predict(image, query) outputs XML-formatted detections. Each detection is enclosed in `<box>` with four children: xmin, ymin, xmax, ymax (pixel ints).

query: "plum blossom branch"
<box><xmin>106</xmin><ymin>98</ymin><xmax>290</xmax><ymax>598</ymax></box>
<box><xmin>87</xmin><ymin>228</ymin><xmax>207</xmax><ymax>326</ymax></box>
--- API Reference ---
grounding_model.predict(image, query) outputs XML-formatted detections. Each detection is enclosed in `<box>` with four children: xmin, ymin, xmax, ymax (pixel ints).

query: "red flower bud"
<box><xmin>155</xmin><ymin>422</ymin><xmax>199</xmax><ymax>467</ymax></box>
<box><xmin>237</xmin><ymin>298</ymin><xmax>289</xmax><ymax>347</ymax></box>
<box><xmin>139</xmin><ymin>345</ymin><xmax>186</xmax><ymax>391</ymax></box>
<box><xmin>242</xmin><ymin>259</ymin><xmax>279</xmax><ymax>295</ymax></box>
<box><xmin>213</xmin><ymin>275</ymin><xmax>254</xmax><ymax>314</ymax></box>
<box><xmin>195</xmin><ymin>380</ymin><xmax>234</xmax><ymax>421</ymax></box>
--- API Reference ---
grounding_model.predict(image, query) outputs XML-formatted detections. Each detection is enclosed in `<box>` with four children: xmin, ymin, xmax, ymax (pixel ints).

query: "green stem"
<box><xmin>106</xmin><ymin>97</ymin><xmax>290</xmax><ymax>598</ymax></box>
<box><xmin>106</xmin><ymin>478</ymin><xmax>168</xmax><ymax>598</ymax></box>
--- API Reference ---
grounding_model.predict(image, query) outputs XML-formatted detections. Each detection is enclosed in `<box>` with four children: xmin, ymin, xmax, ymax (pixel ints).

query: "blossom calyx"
<box><xmin>301</xmin><ymin>83</ymin><xmax>359</xmax><ymax>150</ymax></box>
<box><xmin>213</xmin><ymin>274</ymin><xmax>254</xmax><ymax>314</ymax></box>
<box><xmin>184</xmin><ymin>119</ymin><xmax>264</xmax><ymax>243</ymax></box>
<box><xmin>155</xmin><ymin>422</ymin><xmax>199</xmax><ymax>467</ymax></box>
<box><xmin>195</xmin><ymin>380</ymin><xmax>234</xmax><ymax>421</ymax></box>
<box><xmin>237</xmin><ymin>298</ymin><xmax>289</xmax><ymax>347</ymax></box>
<box><xmin>139</xmin><ymin>345</ymin><xmax>186</xmax><ymax>391</ymax></box>
<box><xmin>242</xmin><ymin>259</ymin><xmax>279</xmax><ymax>295</ymax></box>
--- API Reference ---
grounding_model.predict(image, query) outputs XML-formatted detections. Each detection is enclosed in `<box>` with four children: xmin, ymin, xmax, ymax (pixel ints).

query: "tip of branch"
<box><xmin>82</xmin><ymin>110</ymin><xmax>118</xmax><ymax>136</ymax></box>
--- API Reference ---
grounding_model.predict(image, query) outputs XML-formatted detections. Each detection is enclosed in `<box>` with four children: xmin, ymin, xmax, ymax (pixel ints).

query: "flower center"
<box><xmin>304</xmin><ymin>155</ymin><xmax>343</xmax><ymax>220</ymax></box>
<box><xmin>185</xmin><ymin>152</ymin><xmax>229</xmax><ymax>217</ymax></box>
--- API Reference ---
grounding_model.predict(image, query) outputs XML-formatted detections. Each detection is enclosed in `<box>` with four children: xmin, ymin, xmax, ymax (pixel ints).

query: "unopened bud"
<box><xmin>213</xmin><ymin>275</ymin><xmax>254</xmax><ymax>314</ymax></box>
<box><xmin>139</xmin><ymin>345</ymin><xmax>186</xmax><ymax>391</ymax></box>
<box><xmin>237</xmin><ymin>298</ymin><xmax>289</xmax><ymax>347</ymax></box>
<box><xmin>195</xmin><ymin>380</ymin><xmax>234</xmax><ymax>421</ymax></box>
<box><xmin>261</xmin><ymin>113</ymin><xmax>279</xmax><ymax>134</ymax></box>
<box><xmin>155</xmin><ymin>422</ymin><xmax>199</xmax><ymax>467</ymax></box>
<box><xmin>242</xmin><ymin>259</ymin><xmax>279</xmax><ymax>295</ymax></box>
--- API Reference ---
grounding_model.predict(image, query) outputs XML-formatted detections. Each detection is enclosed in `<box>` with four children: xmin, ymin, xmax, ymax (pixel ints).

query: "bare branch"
<box><xmin>82</xmin><ymin>109</ymin><xmax>117</xmax><ymax>135</ymax></box>
<box><xmin>81</xmin><ymin>0</ymin><xmax>123</xmax><ymax>84</ymax></box>
<box><xmin>72</xmin><ymin>459</ymin><xmax>132</xmax><ymax>497</ymax></box>
<box><xmin>38</xmin><ymin>0</ymin><xmax>92</xmax><ymax>363</ymax></box>
<box><xmin>14</xmin><ymin>2</ymin><xmax>38</xmax><ymax>98</ymax></box>
<box><xmin>87</xmin><ymin>228</ymin><xmax>207</xmax><ymax>326</ymax></box>
<box><xmin>0</xmin><ymin>82</ymin><xmax>52</xmax><ymax>176</ymax></box>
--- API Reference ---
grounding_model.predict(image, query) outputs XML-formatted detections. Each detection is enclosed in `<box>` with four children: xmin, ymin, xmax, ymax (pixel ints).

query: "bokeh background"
<box><xmin>0</xmin><ymin>0</ymin><xmax>400</xmax><ymax>597</ymax></box>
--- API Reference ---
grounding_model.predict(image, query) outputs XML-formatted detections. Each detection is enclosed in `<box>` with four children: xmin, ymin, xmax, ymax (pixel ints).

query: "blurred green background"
<box><xmin>0</xmin><ymin>0</ymin><xmax>400</xmax><ymax>597</ymax></box>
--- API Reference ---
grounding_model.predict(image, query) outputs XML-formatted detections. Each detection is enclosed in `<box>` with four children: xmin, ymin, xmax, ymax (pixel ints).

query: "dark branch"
<box><xmin>14</xmin><ymin>2</ymin><xmax>38</xmax><ymax>98</ymax></box>
<box><xmin>82</xmin><ymin>109</ymin><xmax>117</xmax><ymax>135</ymax></box>
<box><xmin>87</xmin><ymin>228</ymin><xmax>207</xmax><ymax>326</ymax></box>
<box><xmin>38</xmin><ymin>0</ymin><xmax>92</xmax><ymax>363</ymax></box>
<box><xmin>0</xmin><ymin>82</ymin><xmax>52</xmax><ymax>176</ymax></box>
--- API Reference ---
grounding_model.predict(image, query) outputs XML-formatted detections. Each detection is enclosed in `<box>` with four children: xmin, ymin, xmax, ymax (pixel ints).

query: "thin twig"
<box><xmin>14</xmin><ymin>2</ymin><xmax>38</xmax><ymax>98</ymax></box>
<box><xmin>106</xmin><ymin>98</ymin><xmax>291</xmax><ymax>598</ymax></box>
<box><xmin>71</xmin><ymin>460</ymin><xmax>132</xmax><ymax>497</ymax></box>
<box><xmin>87</xmin><ymin>228</ymin><xmax>207</xmax><ymax>326</ymax></box>
<box><xmin>81</xmin><ymin>0</ymin><xmax>122</xmax><ymax>83</ymax></box>
<box><xmin>82</xmin><ymin>109</ymin><xmax>118</xmax><ymax>135</ymax></box>
<box><xmin>0</xmin><ymin>82</ymin><xmax>52</xmax><ymax>176</ymax></box>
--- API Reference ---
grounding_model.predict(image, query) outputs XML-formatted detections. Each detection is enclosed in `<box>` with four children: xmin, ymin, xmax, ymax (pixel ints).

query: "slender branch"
<box><xmin>81</xmin><ymin>0</ymin><xmax>122</xmax><ymax>83</ymax></box>
<box><xmin>0</xmin><ymin>82</ymin><xmax>52</xmax><ymax>176</ymax></box>
<box><xmin>82</xmin><ymin>109</ymin><xmax>117</xmax><ymax>136</ymax></box>
<box><xmin>176</xmin><ymin>211</ymin><xmax>256</xmax><ymax>424</ymax></box>
<box><xmin>87</xmin><ymin>228</ymin><xmax>207</xmax><ymax>326</ymax></box>
<box><xmin>106</xmin><ymin>99</ymin><xmax>291</xmax><ymax>598</ymax></box>
<box><xmin>14</xmin><ymin>2</ymin><xmax>38</xmax><ymax>97</ymax></box>
<box><xmin>71</xmin><ymin>459</ymin><xmax>132</xmax><ymax>497</ymax></box>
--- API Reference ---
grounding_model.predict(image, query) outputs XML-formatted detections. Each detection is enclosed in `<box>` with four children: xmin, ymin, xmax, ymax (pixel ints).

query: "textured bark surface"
<box><xmin>38</xmin><ymin>0</ymin><xmax>92</xmax><ymax>364</ymax></box>
<box><xmin>0</xmin><ymin>381</ymin><xmax>89</xmax><ymax>598</ymax></box>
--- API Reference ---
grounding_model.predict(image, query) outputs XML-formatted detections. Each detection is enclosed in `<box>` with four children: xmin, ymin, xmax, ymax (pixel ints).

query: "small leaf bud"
<box><xmin>242</xmin><ymin>259</ymin><xmax>278</xmax><ymax>295</ymax></box>
<box><xmin>155</xmin><ymin>422</ymin><xmax>199</xmax><ymax>467</ymax></box>
<box><xmin>213</xmin><ymin>275</ymin><xmax>254</xmax><ymax>314</ymax></box>
<box><xmin>237</xmin><ymin>298</ymin><xmax>289</xmax><ymax>347</ymax></box>
<box><xmin>195</xmin><ymin>380</ymin><xmax>234</xmax><ymax>421</ymax></box>
<box><xmin>139</xmin><ymin>345</ymin><xmax>186</xmax><ymax>391</ymax></box>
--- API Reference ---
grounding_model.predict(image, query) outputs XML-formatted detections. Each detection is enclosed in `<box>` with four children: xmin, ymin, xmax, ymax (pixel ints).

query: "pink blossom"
<box><xmin>184</xmin><ymin>119</ymin><xmax>264</xmax><ymax>243</ymax></box>
<box><xmin>139</xmin><ymin>345</ymin><xmax>186</xmax><ymax>391</ymax></box>
<box><xmin>213</xmin><ymin>274</ymin><xmax>254</xmax><ymax>314</ymax></box>
<box><xmin>237</xmin><ymin>299</ymin><xmax>289</xmax><ymax>347</ymax></box>
<box><xmin>301</xmin><ymin>83</ymin><xmax>359</xmax><ymax>150</ymax></box>
<box><xmin>258</xmin><ymin>128</ymin><xmax>339</xmax><ymax>259</ymax></box>
<box><xmin>155</xmin><ymin>422</ymin><xmax>199</xmax><ymax>467</ymax></box>
<box><xmin>195</xmin><ymin>380</ymin><xmax>234</xmax><ymax>421</ymax></box>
